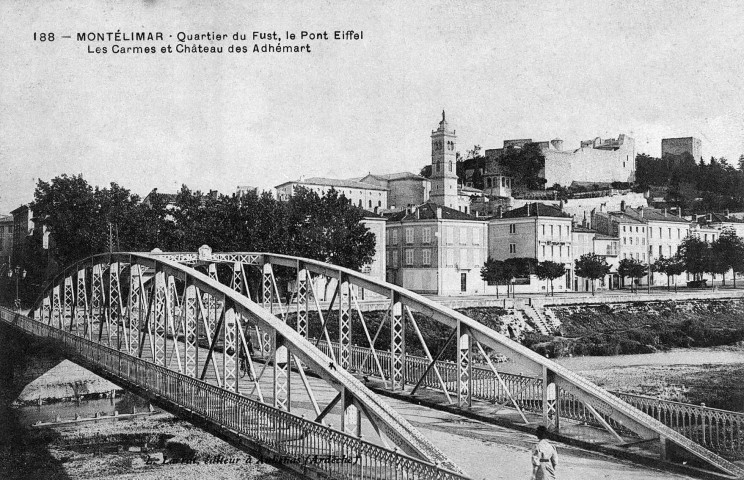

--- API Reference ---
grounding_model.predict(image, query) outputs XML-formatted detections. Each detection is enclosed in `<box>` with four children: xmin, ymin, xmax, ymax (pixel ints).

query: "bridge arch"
<box><xmin>151</xmin><ymin>249</ymin><xmax>744</xmax><ymax>479</ymax></box>
<box><xmin>26</xmin><ymin>252</ymin><xmax>462</xmax><ymax>475</ymax></box>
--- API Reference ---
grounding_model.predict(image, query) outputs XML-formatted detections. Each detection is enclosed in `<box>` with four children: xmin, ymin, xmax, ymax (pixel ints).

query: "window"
<box><xmin>677</xmin><ymin>228</ymin><xmax>681</xmax><ymax>239</ymax></box>
<box><xmin>459</xmin><ymin>249</ymin><xmax>467</xmax><ymax>267</ymax></box>
<box><xmin>623</xmin><ymin>226</ymin><xmax>626</xmax><ymax>232</ymax></box>
<box><xmin>629</xmin><ymin>237</ymin><xmax>633</xmax><ymax>245</ymax></box>
<box><xmin>623</xmin><ymin>237</ymin><xmax>627</xmax><ymax>245</ymax></box>
<box><xmin>391</xmin><ymin>229</ymin><xmax>398</xmax><ymax>245</ymax></box>
<box><xmin>447</xmin><ymin>249</ymin><xmax>454</xmax><ymax>266</ymax></box>
<box><xmin>558</xmin><ymin>225</ymin><xmax>562</xmax><ymax>237</ymax></box>
<box><xmin>567</xmin><ymin>246</ymin><xmax>570</xmax><ymax>257</ymax></box>
<box><xmin>551</xmin><ymin>246</ymin><xmax>554</xmax><ymax>258</ymax></box>
<box><xmin>650</xmin><ymin>228</ymin><xmax>653</xmax><ymax>238</ymax></box>
<box><xmin>542</xmin><ymin>245</ymin><xmax>546</xmax><ymax>257</ymax></box>
<box><xmin>658</xmin><ymin>227</ymin><xmax>662</xmax><ymax>237</ymax></box>
<box><xmin>473</xmin><ymin>249</ymin><xmax>480</xmax><ymax>266</ymax></box>
<box><xmin>509</xmin><ymin>243</ymin><xmax>516</xmax><ymax>254</ymax></box>
<box><xmin>558</xmin><ymin>246</ymin><xmax>562</xmax><ymax>258</ymax></box>
<box><xmin>641</xmin><ymin>237</ymin><xmax>645</xmax><ymax>245</ymax></box>
<box><xmin>422</xmin><ymin>249</ymin><xmax>431</xmax><ymax>266</ymax></box>
<box><xmin>509</xmin><ymin>223</ymin><xmax>516</xmax><ymax>234</ymax></box>
<box><xmin>541</xmin><ymin>224</ymin><xmax>545</xmax><ymax>235</ymax></box>
<box><xmin>473</xmin><ymin>228</ymin><xmax>481</xmax><ymax>245</ymax></box>
<box><xmin>392</xmin><ymin>251</ymin><xmax>398</xmax><ymax>267</ymax></box>
<box><xmin>668</xmin><ymin>228</ymin><xmax>671</xmax><ymax>239</ymax></box>
<box><xmin>405</xmin><ymin>249</ymin><xmax>414</xmax><ymax>266</ymax></box>
<box><xmin>422</xmin><ymin>227</ymin><xmax>431</xmax><ymax>244</ymax></box>
<box><xmin>369</xmin><ymin>200</ymin><xmax>372</xmax><ymax>208</ymax></box>
<box><xmin>669</xmin><ymin>245</ymin><xmax>673</xmax><ymax>257</ymax></box>
<box><xmin>550</xmin><ymin>225</ymin><xmax>554</xmax><ymax>236</ymax></box>
<box><xmin>447</xmin><ymin>227</ymin><xmax>454</xmax><ymax>244</ymax></box>
<box><xmin>460</xmin><ymin>227</ymin><xmax>467</xmax><ymax>244</ymax></box>
<box><xmin>659</xmin><ymin>245</ymin><xmax>662</xmax><ymax>256</ymax></box>
<box><xmin>405</xmin><ymin>227</ymin><xmax>414</xmax><ymax>244</ymax></box>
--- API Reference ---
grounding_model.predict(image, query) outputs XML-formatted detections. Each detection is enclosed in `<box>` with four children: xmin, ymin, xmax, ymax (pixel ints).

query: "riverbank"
<box><xmin>528</xmin><ymin>299</ymin><xmax>744</xmax><ymax>357</ymax></box>
<box><xmin>554</xmin><ymin>345</ymin><xmax>744</xmax><ymax>412</ymax></box>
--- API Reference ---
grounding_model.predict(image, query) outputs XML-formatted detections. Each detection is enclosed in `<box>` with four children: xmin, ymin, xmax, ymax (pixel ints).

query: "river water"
<box><xmin>553</xmin><ymin>347</ymin><xmax>744</xmax><ymax>371</ymax></box>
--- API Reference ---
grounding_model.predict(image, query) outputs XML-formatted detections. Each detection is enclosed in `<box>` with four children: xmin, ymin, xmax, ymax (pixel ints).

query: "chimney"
<box><xmin>559</xmin><ymin>200</ymin><xmax>564</xmax><ymax>211</ymax></box>
<box><xmin>497</xmin><ymin>205</ymin><xmax>503</xmax><ymax>218</ymax></box>
<box><xmin>599</xmin><ymin>203</ymin><xmax>605</xmax><ymax>213</ymax></box>
<box><xmin>678</xmin><ymin>207</ymin><xmax>682</xmax><ymax>218</ymax></box>
<box><xmin>639</xmin><ymin>206</ymin><xmax>644</xmax><ymax>218</ymax></box>
<box><xmin>416</xmin><ymin>206</ymin><xmax>420</xmax><ymax>219</ymax></box>
<box><xmin>620</xmin><ymin>200</ymin><xmax>626</xmax><ymax>212</ymax></box>
<box><xmin>707</xmin><ymin>213</ymin><xmax>712</xmax><ymax>222</ymax></box>
<box><xmin>436</xmin><ymin>206</ymin><xmax>442</xmax><ymax>218</ymax></box>
<box><xmin>725</xmin><ymin>209</ymin><xmax>730</xmax><ymax>217</ymax></box>
<box><xmin>527</xmin><ymin>203</ymin><xmax>531</xmax><ymax>216</ymax></box>
<box><xmin>664</xmin><ymin>208</ymin><xmax>667</xmax><ymax>217</ymax></box>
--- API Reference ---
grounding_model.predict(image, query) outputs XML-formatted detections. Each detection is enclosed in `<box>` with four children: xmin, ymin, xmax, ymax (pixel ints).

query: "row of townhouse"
<box><xmin>381</xmin><ymin>202</ymin><xmax>744</xmax><ymax>296</ymax></box>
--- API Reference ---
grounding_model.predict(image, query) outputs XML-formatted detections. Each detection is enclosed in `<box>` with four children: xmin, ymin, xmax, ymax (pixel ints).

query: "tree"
<box><xmin>652</xmin><ymin>255</ymin><xmax>685</xmax><ymax>291</ymax></box>
<box><xmin>499</xmin><ymin>143</ymin><xmax>546</xmax><ymax>190</ymax></box>
<box><xmin>574</xmin><ymin>253</ymin><xmax>611</xmax><ymax>295</ymax></box>
<box><xmin>618</xmin><ymin>258</ymin><xmax>647</xmax><ymax>292</ymax></box>
<box><xmin>535</xmin><ymin>261</ymin><xmax>565</xmax><ymax>296</ymax></box>
<box><xmin>678</xmin><ymin>235</ymin><xmax>710</xmax><ymax>282</ymax></box>
<box><xmin>480</xmin><ymin>257</ymin><xmax>511</xmax><ymax>298</ymax></box>
<box><xmin>711</xmin><ymin>228</ymin><xmax>744</xmax><ymax>287</ymax></box>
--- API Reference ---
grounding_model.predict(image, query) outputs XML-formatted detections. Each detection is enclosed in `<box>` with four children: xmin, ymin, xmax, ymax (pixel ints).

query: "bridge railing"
<box><xmin>0</xmin><ymin>307</ymin><xmax>471</xmax><ymax>480</ymax></box>
<box><xmin>316</xmin><ymin>338</ymin><xmax>744</xmax><ymax>459</ymax></box>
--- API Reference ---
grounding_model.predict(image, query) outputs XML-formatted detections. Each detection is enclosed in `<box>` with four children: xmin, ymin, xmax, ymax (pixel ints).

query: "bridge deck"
<box><xmin>135</xmin><ymin>335</ymin><xmax>698</xmax><ymax>479</ymax></box>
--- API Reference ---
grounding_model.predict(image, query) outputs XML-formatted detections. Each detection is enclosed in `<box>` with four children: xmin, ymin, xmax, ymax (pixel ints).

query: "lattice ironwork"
<box><xmin>51</xmin><ymin>286</ymin><xmax>62</xmax><ymax>328</ymax></box>
<box><xmin>338</xmin><ymin>278</ymin><xmax>351</xmax><ymax>370</ymax></box>
<box><xmin>152</xmin><ymin>272</ymin><xmax>167</xmax><ymax>366</ymax></box>
<box><xmin>63</xmin><ymin>277</ymin><xmax>74</xmax><ymax>330</ymax></box>
<box><xmin>456</xmin><ymin>323</ymin><xmax>471</xmax><ymax>408</ymax></box>
<box><xmin>127</xmin><ymin>265</ymin><xmax>143</xmax><ymax>355</ymax></box>
<box><xmin>223</xmin><ymin>301</ymin><xmax>239</xmax><ymax>392</ymax></box>
<box><xmin>108</xmin><ymin>263</ymin><xmax>122</xmax><ymax>348</ymax></box>
<box><xmin>76</xmin><ymin>269</ymin><xmax>88</xmax><ymax>337</ymax></box>
<box><xmin>183</xmin><ymin>284</ymin><xmax>198</xmax><ymax>377</ymax></box>
<box><xmin>295</xmin><ymin>268</ymin><xmax>308</xmax><ymax>338</ymax></box>
<box><xmin>91</xmin><ymin>264</ymin><xmax>104</xmax><ymax>341</ymax></box>
<box><xmin>390</xmin><ymin>295</ymin><xmax>405</xmax><ymax>391</ymax></box>
<box><xmin>273</xmin><ymin>334</ymin><xmax>290</xmax><ymax>411</ymax></box>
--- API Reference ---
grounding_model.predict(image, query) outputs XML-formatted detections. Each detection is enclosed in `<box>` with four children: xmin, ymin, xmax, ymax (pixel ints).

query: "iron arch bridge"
<box><xmin>3</xmin><ymin>248</ymin><xmax>743</xmax><ymax>479</ymax></box>
<box><xmin>8</xmin><ymin>251</ymin><xmax>466</xmax><ymax>480</ymax></box>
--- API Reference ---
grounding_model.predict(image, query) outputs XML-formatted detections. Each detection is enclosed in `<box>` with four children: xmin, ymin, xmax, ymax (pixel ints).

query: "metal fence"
<box><xmin>0</xmin><ymin>307</ymin><xmax>471</xmax><ymax>480</ymax></box>
<box><xmin>317</xmin><ymin>339</ymin><xmax>744</xmax><ymax>459</ymax></box>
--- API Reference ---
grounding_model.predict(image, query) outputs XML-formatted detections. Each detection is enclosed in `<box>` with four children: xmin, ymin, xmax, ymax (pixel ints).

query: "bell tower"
<box><xmin>430</xmin><ymin>110</ymin><xmax>458</xmax><ymax>209</ymax></box>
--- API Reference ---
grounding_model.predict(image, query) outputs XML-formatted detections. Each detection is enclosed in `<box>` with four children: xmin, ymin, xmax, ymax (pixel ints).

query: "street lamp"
<box><xmin>9</xmin><ymin>266</ymin><xmax>27</xmax><ymax>311</ymax></box>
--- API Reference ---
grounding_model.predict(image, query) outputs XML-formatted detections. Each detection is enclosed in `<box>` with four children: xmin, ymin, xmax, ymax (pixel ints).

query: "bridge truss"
<box><xmin>14</xmin><ymin>252</ymin><xmax>468</xmax><ymax>480</ymax></box>
<box><xmin>147</xmin><ymin>247</ymin><xmax>744</xmax><ymax>479</ymax></box>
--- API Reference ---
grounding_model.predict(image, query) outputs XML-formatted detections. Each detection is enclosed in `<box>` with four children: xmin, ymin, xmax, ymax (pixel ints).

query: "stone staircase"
<box><xmin>521</xmin><ymin>304</ymin><xmax>552</xmax><ymax>335</ymax></box>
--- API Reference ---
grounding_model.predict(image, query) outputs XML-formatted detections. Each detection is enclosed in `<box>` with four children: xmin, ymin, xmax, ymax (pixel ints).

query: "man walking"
<box><xmin>531</xmin><ymin>426</ymin><xmax>558</xmax><ymax>480</ymax></box>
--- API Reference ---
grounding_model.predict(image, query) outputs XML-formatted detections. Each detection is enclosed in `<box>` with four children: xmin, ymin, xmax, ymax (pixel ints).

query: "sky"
<box><xmin>1</xmin><ymin>0</ymin><xmax>743</xmax><ymax>214</ymax></box>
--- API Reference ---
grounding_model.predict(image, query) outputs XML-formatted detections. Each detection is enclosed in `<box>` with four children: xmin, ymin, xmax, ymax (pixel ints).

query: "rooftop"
<box><xmin>499</xmin><ymin>202</ymin><xmax>571</xmax><ymax>219</ymax></box>
<box><xmin>385</xmin><ymin>202</ymin><xmax>484</xmax><ymax>222</ymax></box>
<box><xmin>364</xmin><ymin>172</ymin><xmax>426</xmax><ymax>182</ymax></box>
<box><xmin>276</xmin><ymin>177</ymin><xmax>388</xmax><ymax>191</ymax></box>
<box><xmin>624</xmin><ymin>207</ymin><xmax>690</xmax><ymax>224</ymax></box>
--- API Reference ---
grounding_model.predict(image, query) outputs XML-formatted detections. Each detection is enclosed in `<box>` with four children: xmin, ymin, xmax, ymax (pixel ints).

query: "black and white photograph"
<box><xmin>1</xmin><ymin>1</ymin><xmax>744</xmax><ymax>479</ymax></box>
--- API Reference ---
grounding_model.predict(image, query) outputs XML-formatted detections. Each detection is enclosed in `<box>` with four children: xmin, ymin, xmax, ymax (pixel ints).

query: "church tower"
<box><xmin>430</xmin><ymin>111</ymin><xmax>459</xmax><ymax>209</ymax></box>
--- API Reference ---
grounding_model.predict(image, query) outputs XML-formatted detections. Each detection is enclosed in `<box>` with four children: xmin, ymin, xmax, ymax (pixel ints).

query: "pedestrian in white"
<box><xmin>531</xmin><ymin>425</ymin><xmax>558</xmax><ymax>480</ymax></box>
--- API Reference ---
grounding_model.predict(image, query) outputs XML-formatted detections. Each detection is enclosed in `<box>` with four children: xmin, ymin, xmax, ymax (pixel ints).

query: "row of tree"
<box><xmin>481</xmin><ymin>229</ymin><xmax>744</xmax><ymax>296</ymax></box>
<box><xmin>19</xmin><ymin>175</ymin><xmax>377</xmax><ymax>302</ymax></box>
